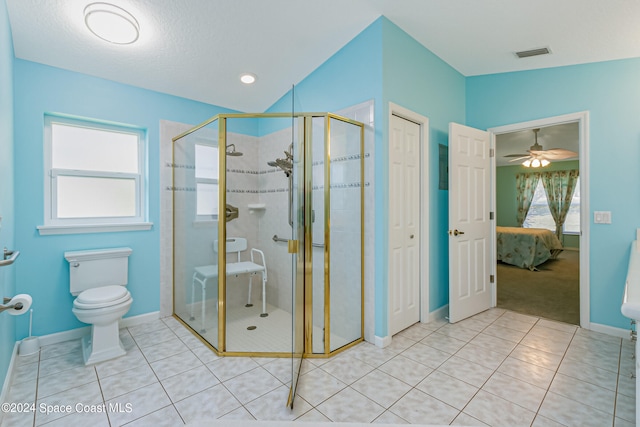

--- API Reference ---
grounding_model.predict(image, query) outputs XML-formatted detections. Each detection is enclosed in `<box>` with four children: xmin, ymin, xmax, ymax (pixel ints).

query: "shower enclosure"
<box><xmin>172</xmin><ymin>112</ymin><xmax>364</xmax><ymax>404</ymax></box>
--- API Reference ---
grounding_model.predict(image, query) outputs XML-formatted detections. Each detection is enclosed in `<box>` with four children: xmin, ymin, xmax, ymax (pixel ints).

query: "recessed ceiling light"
<box><xmin>84</xmin><ymin>2</ymin><xmax>140</xmax><ymax>45</ymax></box>
<box><xmin>240</xmin><ymin>73</ymin><xmax>257</xmax><ymax>84</ymax></box>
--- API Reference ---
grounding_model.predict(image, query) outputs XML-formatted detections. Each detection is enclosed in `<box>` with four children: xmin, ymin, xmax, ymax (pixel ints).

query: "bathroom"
<box><xmin>6</xmin><ymin>1</ymin><xmax>640</xmax><ymax>425</ymax></box>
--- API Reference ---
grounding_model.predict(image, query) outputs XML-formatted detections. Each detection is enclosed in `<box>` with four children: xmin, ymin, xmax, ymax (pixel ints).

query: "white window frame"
<box><xmin>194</xmin><ymin>142</ymin><xmax>219</xmax><ymax>223</ymax></box>
<box><xmin>38</xmin><ymin>115</ymin><xmax>152</xmax><ymax>235</ymax></box>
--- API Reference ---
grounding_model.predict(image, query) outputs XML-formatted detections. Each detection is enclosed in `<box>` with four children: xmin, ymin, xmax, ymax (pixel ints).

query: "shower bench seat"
<box><xmin>190</xmin><ymin>238</ymin><xmax>267</xmax><ymax>333</ymax></box>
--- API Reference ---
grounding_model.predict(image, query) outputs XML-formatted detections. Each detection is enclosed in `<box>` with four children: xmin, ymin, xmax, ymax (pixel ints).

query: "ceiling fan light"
<box><xmin>541</xmin><ymin>159</ymin><xmax>550</xmax><ymax>167</ymax></box>
<box><xmin>531</xmin><ymin>159</ymin><xmax>541</xmax><ymax>168</ymax></box>
<box><xmin>84</xmin><ymin>2</ymin><xmax>139</xmax><ymax>45</ymax></box>
<box><xmin>522</xmin><ymin>159</ymin><xmax>532</xmax><ymax>167</ymax></box>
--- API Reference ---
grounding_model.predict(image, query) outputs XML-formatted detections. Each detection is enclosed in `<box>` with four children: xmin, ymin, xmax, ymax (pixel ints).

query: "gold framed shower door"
<box><xmin>171</xmin><ymin>111</ymin><xmax>365</xmax><ymax>359</ymax></box>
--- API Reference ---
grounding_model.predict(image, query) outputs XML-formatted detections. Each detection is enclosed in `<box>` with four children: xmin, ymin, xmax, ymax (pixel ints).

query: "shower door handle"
<box><xmin>288</xmin><ymin>240</ymin><xmax>299</xmax><ymax>254</ymax></box>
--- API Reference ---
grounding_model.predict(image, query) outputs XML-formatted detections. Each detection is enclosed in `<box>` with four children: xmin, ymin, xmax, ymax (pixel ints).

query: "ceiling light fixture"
<box><xmin>240</xmin><ymin>73</ymin><xmax>257</xmax><ymax>84</ymax></box>
<box><xmin>523</xmin><ymin>158</ymin><xmax>550</xmax><ymax>168</ymax></box>
<box><xmin>84</xmin><ymin>2</ymin><xmax>140</xmax><ymax>45</ymax></box>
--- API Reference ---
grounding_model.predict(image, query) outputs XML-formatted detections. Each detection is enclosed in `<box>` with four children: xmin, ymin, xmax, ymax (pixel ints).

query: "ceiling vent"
<box><xmin>515</xmin><ymin>47</ymin><xmax>551</xmax><ymax>59</ymax></box>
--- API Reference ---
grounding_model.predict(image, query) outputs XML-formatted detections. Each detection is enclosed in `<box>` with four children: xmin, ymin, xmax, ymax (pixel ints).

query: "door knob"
<box><xmin>449</xmin><ymin>229</ymin><xmax>465</xmax><ymax>236</ymax></box>
<box><xmin>410</xmin><ymin>234</ymin><xmax>414</xmax><ymax>239</ymax></box>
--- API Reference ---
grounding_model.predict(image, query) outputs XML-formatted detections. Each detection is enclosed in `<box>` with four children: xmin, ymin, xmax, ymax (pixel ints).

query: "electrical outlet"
<box><xmin>594</xmin><ymin>211</ymin><xmax>612</xmax><ymax>224</ymax></box>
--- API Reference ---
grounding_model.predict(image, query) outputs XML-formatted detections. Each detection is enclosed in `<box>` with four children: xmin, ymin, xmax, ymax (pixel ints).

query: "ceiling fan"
<box><xmin>504</xmin><ymin>128</ymin><xmax>578</xmax><ymax>167</ymax></box>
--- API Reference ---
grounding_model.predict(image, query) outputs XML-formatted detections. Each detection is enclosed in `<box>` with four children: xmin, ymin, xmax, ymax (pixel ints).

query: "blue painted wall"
<box><xmin>381</xmin><ymin>19</ymin><xmax>465</xmax><ymax>334</ymax></box>
<box><xmin>0</xmin><ymin>0</ymin><xmax>16</xmax><ymax>392</ymax></box>
<box><xmin>467</xmin><ymin>59</ymin><xmax>640</xmax><ymax>329</ymax></box>
<box><xmin>268</xmin><ymin>18</ymin><xmax>466</xmax><ymax>338</ymax></box>
<box><xmin>266</xmin><ymin>18</ymin><xmax>383</xmax><ymax>126</ymax></box>
<box><xmin>12</xmin><ymin>60</ymin><xmax>237</xmax><ymax>339</ymax></box>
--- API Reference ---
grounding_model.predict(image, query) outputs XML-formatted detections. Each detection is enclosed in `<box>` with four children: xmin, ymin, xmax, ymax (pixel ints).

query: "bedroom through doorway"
<box><xmin>493</xmin><ymin>120</ymin><xmax>583</xmax><ymax>326</ymax></box>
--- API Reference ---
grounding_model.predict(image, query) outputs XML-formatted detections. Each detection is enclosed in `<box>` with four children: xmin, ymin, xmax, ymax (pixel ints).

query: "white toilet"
<box><xmin>65</xmin><ymin>247</ymin><xmax>133</xmax><ymax>365</ymax></box>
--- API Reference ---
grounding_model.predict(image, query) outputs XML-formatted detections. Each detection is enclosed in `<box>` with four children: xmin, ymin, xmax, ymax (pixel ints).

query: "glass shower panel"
<box><xmin>173</xmin><ymin>119</ymin><xmax>219</xmax><ymax>351</ymax></box>
<box><xmin>224</xmin><ymin>116</ymin><xmax>297</xmax><ymax>354</ymax></box>
<box><xmin>311</xmin><ymin>116</ymin><xmax>326</xmax><ymax>354</ymax></box>
<box><xmin>329</xmin><ymin>117</ymin><xmax>363</xmax><ymax>352</ymax></box>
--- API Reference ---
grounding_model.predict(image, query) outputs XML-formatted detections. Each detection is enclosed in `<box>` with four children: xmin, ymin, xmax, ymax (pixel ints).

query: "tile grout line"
<box><xmin>525</xmin><ymin>318</ymin><xmax>577</xmax><ymax>427</ymax></box>
<box><xmin>450</xmin><ymin>311</ymin><xmax>539</xmax><ymax>425</ymax></box>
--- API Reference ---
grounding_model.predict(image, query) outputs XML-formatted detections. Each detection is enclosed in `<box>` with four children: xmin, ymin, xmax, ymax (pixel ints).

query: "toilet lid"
<box><xmin>76</xmin><ymin>285</ymin><xmax>128</xmax><ymax>305</ymax></box>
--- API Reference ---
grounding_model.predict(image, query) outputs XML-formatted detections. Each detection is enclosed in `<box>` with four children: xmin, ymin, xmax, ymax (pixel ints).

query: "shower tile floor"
<box><xmin>179</xmin><ymin>302</ymin><xmax>352</xmax><ymax>354</ymax></box>
<box><xmin>1</xmin><ymin>308</ymin><xmax>636</xmax><ymax>427</ymax></box>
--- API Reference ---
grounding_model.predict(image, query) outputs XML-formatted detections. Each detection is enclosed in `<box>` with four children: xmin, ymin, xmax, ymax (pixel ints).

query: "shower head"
<box><xmin>225</xmin><ymin>144</ymin><xmax>243</xmax><ymax>156</ymax></box>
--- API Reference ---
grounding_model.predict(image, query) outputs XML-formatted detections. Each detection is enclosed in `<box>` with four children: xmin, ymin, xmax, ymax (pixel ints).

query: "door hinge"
<box><xmin>489</xmin><ymin>148</ymin><xmax>495</xmax><ymax>158</ymax></box>
<box><xmin>490</xmin><ymin>211</ymin><xmax>494</xmax><ymax>220</ymax></box>
<box><xmin>490</xmin><ymin>274</ymin><xmax>495</xmax><ymax>283</ymax></box>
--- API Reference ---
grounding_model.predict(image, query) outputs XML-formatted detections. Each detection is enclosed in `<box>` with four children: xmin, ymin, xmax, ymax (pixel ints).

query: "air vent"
<box><xmin>515</xmin><ymin>47</ymin><xmax>551</xmax><ymax>59</ymax></box>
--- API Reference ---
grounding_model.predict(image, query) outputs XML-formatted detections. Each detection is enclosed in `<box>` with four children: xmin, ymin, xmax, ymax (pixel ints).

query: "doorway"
<box><xmin>489</xmin><ymin>112</ymin><xmax>590</xmax><ymax>328</ymax></box>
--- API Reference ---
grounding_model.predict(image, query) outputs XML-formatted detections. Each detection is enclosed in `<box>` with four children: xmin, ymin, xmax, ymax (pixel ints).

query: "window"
<box><xmin>39</xmin><ymin>115</ymin><xmax>150</xmax><ymax>235</ymax></box>
<box><xmin>563</xmin><ymin>177</ymin><xmax>581</xmax><ymax>234</ymax></box>
<box><xmin>523</xmin><ymin>178</ymin><xmax>580</xmax><ymax>234</ymax></box>
<box><xmin>194</xmin><ymin>143</ymin><xmax>219</xmax><ymax>220</ymax></box>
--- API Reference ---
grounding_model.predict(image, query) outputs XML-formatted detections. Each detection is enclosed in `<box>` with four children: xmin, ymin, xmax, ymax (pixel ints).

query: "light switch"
<box><xmin>594</xmin><ymin>211</ymin><xmax>612</xmax><ymax>224</ymax></box>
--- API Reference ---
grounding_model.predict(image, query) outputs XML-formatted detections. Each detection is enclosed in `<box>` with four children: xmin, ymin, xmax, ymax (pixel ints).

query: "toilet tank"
<box><xmin>64</xmin><ymin>247</ymin><xmax>133</xmax><ymax>295</ymax></box>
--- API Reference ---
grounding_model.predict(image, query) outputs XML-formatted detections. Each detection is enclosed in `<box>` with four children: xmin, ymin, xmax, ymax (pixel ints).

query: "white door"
<box><xmin>448</xmin><ymin>123</ymin><xmax>492</xmax><ymax>323</ymax></box>
<box><xmin>389</xmin><ymin>114</ymin><xmax>420</xmax><ymax>335</ymax></box>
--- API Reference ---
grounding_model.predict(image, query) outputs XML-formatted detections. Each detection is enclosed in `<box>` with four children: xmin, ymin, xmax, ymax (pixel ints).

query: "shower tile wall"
<box><xmin>337</xmin><ymin>101</ymin><xmax>375</xmax><ymax>345</ymax></box>
<box><xmin>225</xmin><ymin>132</ymin><xmax>261</xmax><ymax>309</ymax></box>
<box><xmin>160</xmin><ymin>120</ymin><xmax>193</xmax><ymax>317</ymax></box>
<box><xmin>257</xmin><ymin>127</ymin><xmax>295</xmax><ymax>315</ymax></box>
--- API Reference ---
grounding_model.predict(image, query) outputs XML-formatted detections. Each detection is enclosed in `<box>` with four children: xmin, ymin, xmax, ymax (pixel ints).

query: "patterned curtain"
<box><xmin>515</xmin><ymin>172</ymin><xmax>541</xmax><ymax>226</ymax></box>
<box><xmin>541</xmin><ymin>169</ymin><xmax>579</xmax><ymax>238</ymax></box>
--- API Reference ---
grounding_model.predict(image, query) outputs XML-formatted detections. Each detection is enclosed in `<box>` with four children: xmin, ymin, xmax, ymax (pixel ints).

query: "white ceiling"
<box><xmin>6</xmin><ymin>0</ymin><xmax>640</xmax><ymax>112</ymax></box>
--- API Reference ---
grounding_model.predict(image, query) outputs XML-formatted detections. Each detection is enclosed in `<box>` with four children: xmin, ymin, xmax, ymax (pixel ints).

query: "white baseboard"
<box><xmin>588</xmin><ymin>322</ymin><xmax>630</xmax><ymax>340</ymax></box>
<box><xmin>0</xmin><ymin>342</ymin><xmax>20</xmax><ymax>425</ymax></box>
<box><xmin>427</xmin><ymin>305</ymin><xmax>449</xmax><ymax>323</ymax></box>
<box><xmin>374</xmin><ymin>335</ymin><xmax>391</xmax><ymax>348</ymax></box>
<box><xmin>38</xmin><ymin>311</ymin><xmax>160</xmax><ymax>348</ymax></box>
<box><xmin>121</xmin><ymin>311</ymin><xmax>160</xmax><ymax>329</ymax></box>
<box><xmin>378</xmin><ymin>305</ymin><xmax>449</xmax><ymax>349</ymax></box>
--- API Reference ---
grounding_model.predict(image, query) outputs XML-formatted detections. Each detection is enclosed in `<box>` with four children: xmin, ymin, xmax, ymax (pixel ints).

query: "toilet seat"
<box><xmin>74</xmin><ymin>285</ymin><xmax>131</xmax><ymax>310</ymax></box>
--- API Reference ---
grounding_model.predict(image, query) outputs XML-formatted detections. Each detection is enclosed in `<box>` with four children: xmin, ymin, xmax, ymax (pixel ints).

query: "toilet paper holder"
<box><xmin>0</xmin><ymin>296</ymin><xmax>24</xmax><ymax>314</ymax></box>
<box><xmin>0</xmin><ymin>248</ymin><xmax>20</xmax><ymax>267</ymax></box>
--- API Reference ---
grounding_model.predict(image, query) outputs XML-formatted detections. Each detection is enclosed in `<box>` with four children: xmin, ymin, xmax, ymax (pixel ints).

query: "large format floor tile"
<box><xmin>0</xmin><ymin>310</ymin><xmax>635</xmax><ymax>427</ymax></box>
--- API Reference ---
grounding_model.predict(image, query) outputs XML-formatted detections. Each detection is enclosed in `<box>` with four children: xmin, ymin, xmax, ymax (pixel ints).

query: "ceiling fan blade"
<box><xmin>534</xmin><ymin>148</ymin><xmax>578</xmax><ymax>160</ymax></box>
<box><xmin>503</xmin><ymin>153</ymin><xmax>530</xmax><ymax>158</ymax></box>
<box><xmin>508</xmin><ymin>155</ymin><xmax>531</xmax><ymax>162</ymax></box>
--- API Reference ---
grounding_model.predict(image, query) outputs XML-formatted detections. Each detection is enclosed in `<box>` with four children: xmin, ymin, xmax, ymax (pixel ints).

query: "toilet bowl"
<box><xmin>72</xmin><ymin>285</ymin><xmax>132</xmax><ymax>364</ymax></box>
<box><xmin>65</xmin><ymin>248</ymin><xmax>133</xmax><ymax>365</ymax></box>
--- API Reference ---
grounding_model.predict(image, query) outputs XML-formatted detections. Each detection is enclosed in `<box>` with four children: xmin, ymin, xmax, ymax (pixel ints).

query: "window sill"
<box><xmin>37</xmin><ymin>222</ymin><xmax>153</xmax><ymax>236</ymax></box>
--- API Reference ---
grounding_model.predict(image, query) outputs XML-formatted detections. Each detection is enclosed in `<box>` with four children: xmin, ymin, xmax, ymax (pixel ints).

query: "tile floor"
<box><xmin>0</xmin><ymin>308</ymin><xmax>636</xmax><ymax>427</ymax></box>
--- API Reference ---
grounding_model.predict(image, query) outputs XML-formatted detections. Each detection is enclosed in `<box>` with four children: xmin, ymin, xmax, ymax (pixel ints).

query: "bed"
<box><xmin>496</xmin><ymin>226</ymin><xmax>563</xmax><ymax>270</ymax></box>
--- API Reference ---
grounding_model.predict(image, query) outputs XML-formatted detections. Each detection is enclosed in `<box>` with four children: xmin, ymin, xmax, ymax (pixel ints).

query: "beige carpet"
<box><xmin>497</xmin><ymin>250</ymin><xmax>580</xmax><ymax>325</ymax></box>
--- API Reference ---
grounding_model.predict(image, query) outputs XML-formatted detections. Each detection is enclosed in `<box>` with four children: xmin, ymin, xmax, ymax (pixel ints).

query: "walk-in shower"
<box><xmin>171</xmin><ymin>112</ymin><xmax>364</xmax><ymax>404</ymax></box>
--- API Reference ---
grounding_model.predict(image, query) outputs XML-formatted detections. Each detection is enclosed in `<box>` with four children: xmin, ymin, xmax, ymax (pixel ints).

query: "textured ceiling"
<box><xmin>6</xmin><ymin>0</ymin><xmax>640</xmax><ymax>112</ymax></box>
